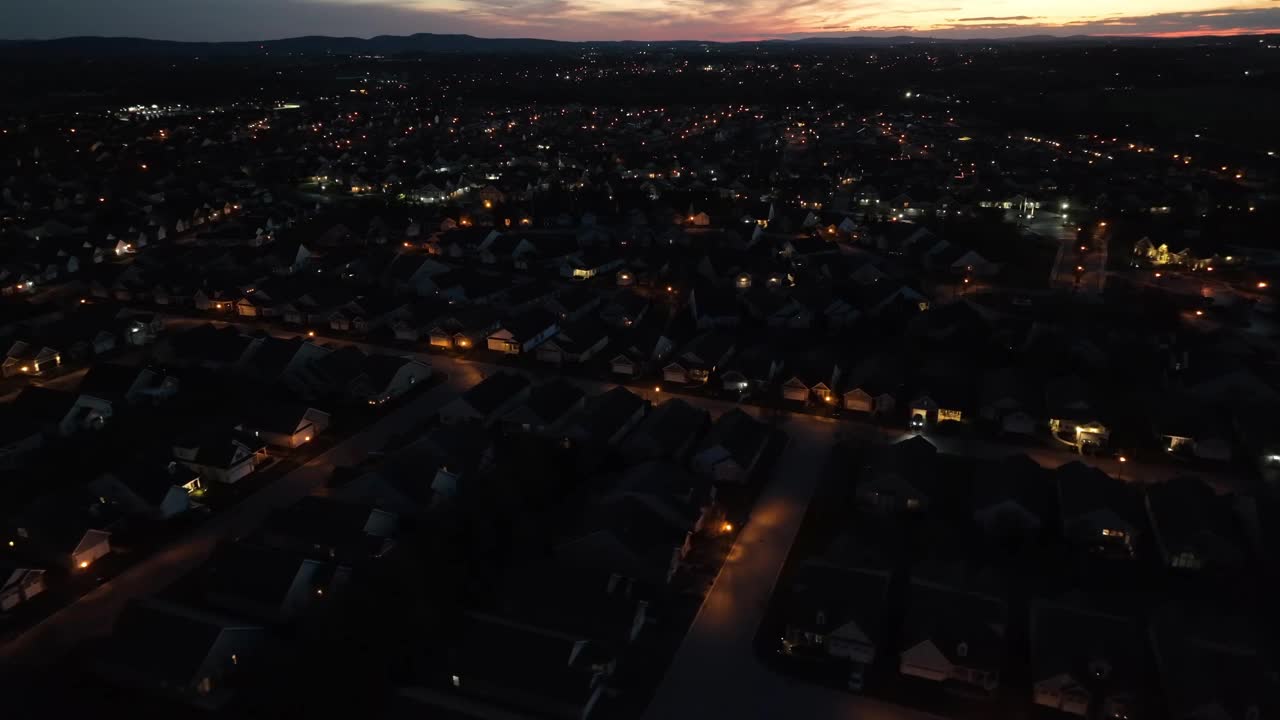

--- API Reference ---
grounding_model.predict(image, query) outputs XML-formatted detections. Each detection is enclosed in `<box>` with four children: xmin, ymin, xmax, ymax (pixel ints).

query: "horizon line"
<box><xmin>4</xmin><ymin>29</ymin><xmax>1280</xmax><ymax>44</ymax></box>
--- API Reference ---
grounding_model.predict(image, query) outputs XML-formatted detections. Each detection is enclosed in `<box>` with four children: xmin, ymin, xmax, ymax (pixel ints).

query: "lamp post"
<box><xmin>1117</xmin><ymin>454</ymin><xmax>1127</xmax><ymax>481</ymax></box>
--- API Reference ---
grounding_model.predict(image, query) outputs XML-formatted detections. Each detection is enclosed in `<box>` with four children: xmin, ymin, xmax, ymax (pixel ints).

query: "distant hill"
<box><xmin>1</xmin><ymin>31</ymin><xmax>1274</xmax><ymax>59</ymax></box>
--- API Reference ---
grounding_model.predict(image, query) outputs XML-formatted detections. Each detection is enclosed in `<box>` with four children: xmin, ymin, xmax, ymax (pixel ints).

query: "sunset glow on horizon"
<box><xmin>3</xmin><ymin>0</ymin><xmax>1280</xmax><ymax>41</ymax></box>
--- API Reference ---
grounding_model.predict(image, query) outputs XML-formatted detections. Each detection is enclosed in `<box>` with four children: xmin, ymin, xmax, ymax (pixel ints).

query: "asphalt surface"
<box><xmin>642</xmin><ymin>412</ymin><xmax>945</xmax><ymax>720</ymax></box>
<box><xmin>1</xmin><ymin>314</ymin><xmax>1242</xmax><ymax>681</ymax></box>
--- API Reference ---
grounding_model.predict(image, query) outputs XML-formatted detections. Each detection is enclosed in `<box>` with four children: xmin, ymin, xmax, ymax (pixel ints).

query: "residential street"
<box><xmin>1</xmin><ymin>315</ymin><xmax>1245</xmax><ymax>672</ymax></box>
<box><xmin>0</xmin><ymin>366</ymin><xmax>480</xmax><ymax>668</ymax></box>
<box><xmin>642</xmin><ymin>412</ymin><xmax>944</xmax><ymax>720</ymax></box>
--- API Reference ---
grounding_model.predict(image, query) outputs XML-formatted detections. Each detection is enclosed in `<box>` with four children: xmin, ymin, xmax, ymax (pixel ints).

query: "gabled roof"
<box><xmin>1030</xmin><ymin>601</ymin><xmax>1144</xmax><ymax>690</ymax></box>
<box><xmin>782</xmin><ymin>560</ymin><xmax>889</xmax><ymax>641</ymax></box>
<box><xmin>1145</xmin><ymin>477</ymin><xmax>1247</xmax><ymax>568</ymax></box>
<box><xmin>460</xmin><ymin>372</ymin><xmax>531</xmax><ymax>416</ymax></box>
<box><xmin>1055</xmin><ymin>462</ymin><xmax>1141</xmax><ymax>526</ymax></box>
<box><xmin>520</xmin><ymin>379</ymin><xmax>586</xmax><ymax>426</ymax></box>
<box><xmin>903</xmin><ymin>581</ymin><xmax>1006</xmax><ymax>671</ymax></box>
<box><xmin>98</xmin><ymin>599</ymin><xmax>260</xmax><ymax>688</ymax></box>
<box><xmin>575</xmin><ymin>386</ymin><xmax>647</xmax><ymax>443</ymax></box>
<box><xmin>700</xmin><ymin>409</ymin><xmax>769</xmax><ymax>468</ymax></box>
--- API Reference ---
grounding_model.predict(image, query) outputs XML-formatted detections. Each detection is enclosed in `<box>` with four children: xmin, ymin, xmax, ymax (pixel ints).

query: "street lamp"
<box><xmin>1117</xmin><ymin>455</ymin><xmax>1127</xmax><ymax>481</ymax></box>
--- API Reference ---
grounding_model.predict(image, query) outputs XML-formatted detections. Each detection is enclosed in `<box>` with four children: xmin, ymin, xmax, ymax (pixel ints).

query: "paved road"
<box><xmin>0</xmin><ymin>366</ymin><xmax>479</xmax><ymax>668</ymax></box>
<box><xmin>5</xmin><ymin>312</ymin><xmax>1239</xmax><ymax>671</ymax></box>
<box><xmin>642</xmin><ymin>412</ymin><xmax>944</xmax><ymax>720</ymax></box>
<box><xmin>157</xmin><ymin>314</ymin><xmax>1250</xmax><ymax>490</ymax></box>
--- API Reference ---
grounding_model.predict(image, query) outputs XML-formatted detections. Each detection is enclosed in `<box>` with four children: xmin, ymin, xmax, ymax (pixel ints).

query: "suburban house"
<box><xmin>557</xmin><ymin>493</ymin><xmax>696</xmax><ymax>586</ymax></box>
<box><xmin>1030</xmin><ymin>601</ymin><xmax>1145</xmax><ymax>718</ymax></box>
<box><xmin>978</xmin><ymin>367</ymin><xmax>1039</xmax><ymax>436</ymax></box>
<box><xmin>856</xmin><ymin>436</ymin><xmax>937</xmax><ymax>513</ymax></box>
<box><xmin>1149</xmin><ymin>608</ymin><xmax>1272</xmax><ymax>720</ymax></box>
<box><xmin>909</xmin><ymin>383</ymin><xmax>969</xmax><ymax>426</ymax></box>
<box><xmin>899</xmin><ymin>579</ymin><xmax>1007</xmax><ymax>692</ymax></box>
<box><xmin>781</xmin><ymin>351</ymin><xmax>843</xmax><ymax>405</ymax></box>
<box><xmin>91</xmin><ymin>599</ymin><xmax>265</xmax><ymax>707</ymax></box>
<box><xmin>440</xmin><ymin>372</ymin><xmax>531</xmax><ymax>426</ymax></box>
<box><xmin>536</xmin><ymin>316</ymin><xmax>610</xmax><ymax>366</ymax></box>
<box><xmin>1153</xmin><ymin>402</ymin><xmax>1234</xmax><ymax>462</ymax></box>
<box><xmin>503</xmin><ymin>379</ymin><xmax>587</xmax><ymax>433</ymax></box>
<box><xmin>0</xmin><ymin>564</ymin><xmax>46</xmax><ymax>611</ymax></box>
<box><xmin>2</xmin><ymin>340</ymin><xmax>61</xmax><ymax>377</ymax></box>
<box><xmin>173</xmin><ymin>431</ymin><xmax>269</xmax><ymax>485</ymax></box>
<box><xmin>487</xmin><ymin>309</ymin><xmax>560</xmax><ymax>355</ymax></box>
<box><xmin>1046</xmin><ymin>375</ymin><xmax>1110</xmax><ymax>450</ymax></box>
<box><xmin>261</xmin><ymin>496</ymin><xmax>398</xmax><ymax>563</ymax></box>
<box><xmin>200</xmin><ymin>541</ymin><xmax>347</xmax><ymax>624</ymax></box>
<box><xmin>841</xmin><ymin>356</ymin><xmax>902</xmax><ymax>416</ymax></box>
<box><xmin>77</xmin><ymin>363</ymin><xmax>181</xmax><ymax>411</ymax></box>
<box><xmin>447</xmin><ymin>611</ymin><xmax>615</xmax><ymax>720</ymax></box>
<box><xmin>236</xmin><ymin>402</ymin><xmax>331</xmax><ymax>449</ymax></box>
<box><xmin>11</xmin><ymin>497</ymin><xmax>114</xmax><ymax>570</ymax></box>
<box><xmin>780</xmin><ymin>559</ymin><xmax>890</xmax><ymax>669</ymax></box>
<box><xmin>620</xmin><ymin>398</ymin><xmax>710</xmax><ymax>462</ymax></box>
<box><xmin>90</xmin><ymin>463</ymin><xmax>194</xmax><ymax>520</ymax></box>
<box><xmin>562</xmin><ymin>386</ymin><xmax>649</xmax><ymax>447</ymax></box>
<box><xmin>599</xmin><ymin>290</ymin><xmax>649</xmax><ymax>328</ymax></box>
<box><xmin>972</xmin><ymin>454</ymin><xmax>1053</xmax><ymax>540</ymax></box>
<box><xmin>691</xmin><ymin>409</ymin><xmax>770</xmax><ymax>484</ymax></box>
<box><xmin>720</xmin><ymin>345</ymin><xmax>784</xmax><ymax>394</ymax></box>
<box><xmin>1055</xmin><ymin>462</ymin><xmax>1143</xmax><ymax>559</ymax></box>
<box><xmin>427</xmin><ymin>307</ymin><xmax>501</xmax><ymax>350</ymax></box>
<box><xmin>663</xmin><ymin>332</ymin><xmax>736</xmax><ymax>385</ymax></box>
<box><xmin>1144</xmin><ymin>477</ymin><xmax>1247</xmax><ymax>571</ymax></box>
<box><xmin>12</xmin><ymin>386</ymin><xmax>111</xmax><ymax>436</ymax></box>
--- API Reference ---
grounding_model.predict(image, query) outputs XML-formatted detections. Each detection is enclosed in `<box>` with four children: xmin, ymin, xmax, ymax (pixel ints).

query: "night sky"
<box><xmin>3</xmin><ymin>0</ymin><xmax>1279</xmax><ymax>42</ymax></box>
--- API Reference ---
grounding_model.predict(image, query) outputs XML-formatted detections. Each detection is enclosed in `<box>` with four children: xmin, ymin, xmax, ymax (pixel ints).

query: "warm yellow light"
<box><xmin>483</xmin><ymin>200</ymin><xmax>493</xmax><ymax>209</ymax></box>
<box><xmin>303</xmin><ymin>435</ymin><xmax>312</xmax><ymax>442</ymax></box>
<box><xmin>721</xmin><ymin>521</ymin><xmax>733</xmax><ymax>533</ymax></box>
<box><xmin>1258</xmin><ymin>282</ymin><xmax>1269</xmax><ymax>289</ymax></box>
<box><xmin>79</xmin><ymin>298</ymin><xmax>87</xmax><ymax>304</ymax></box>
<box><xmin>20</xmin><ymin>366</ymin><xmax>28</xmax><ymax>372</ymax></box>
<box><xmin>1195</xmin><ymin>310</ymin><xmax>1204</xmax><ymax>316</ymax></box>
<box><xmin>307</xmin><ymin>330</ymin><xmax>316</xmax><ymax>337</ymax></box>
<box><xmin>7</xmin><ymin>540</ymin><xmax>13</xmax><ymax>547</ymax></box>
<box><xmin>1154</xmin><ymin>272</ymin><xmax>1162</xmax><ymax>278</ymax></box>
<box><xmin>653</xmin><ymin>386</ymin><xmax>661</xmax><ymax>393</ymax></box>
<box><xmin>79</xmin><ymin>560</ymin><xmax>89</xmax><ymax>569</ymax></box>
<box><xmin>1118</xmin><ymin>456</ymin><xmax>1128</xmax><ymax>463</ymax></box>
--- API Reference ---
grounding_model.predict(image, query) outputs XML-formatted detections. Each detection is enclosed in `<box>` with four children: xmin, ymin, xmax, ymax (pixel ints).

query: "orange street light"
<box><xmin>721</xmin><ymin>521</ymin><xmax>734</xmax><ymax>533</ymax></box>
<box><xmin>1119</xmin><ymin>455</ymin><xmax>1128</xmax><ymax>463</ymax></box>
<box><xmin>1258</xmin><ymin>281</ymin><xmax>1269</xmax><ymax>289</ymax></box>
<box><xmin>1195</xmin><ymin>309</ymin><xmax>1204</xmax><ymax>316</ymax></box>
